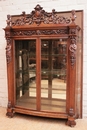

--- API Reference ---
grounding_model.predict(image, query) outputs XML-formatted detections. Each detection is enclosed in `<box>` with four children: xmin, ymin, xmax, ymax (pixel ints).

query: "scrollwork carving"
<box><xmin>7</xmin><ymin>4</ymin><xmax>71</xmax><ymax>27</ymax></box>
<box><xmin>6</xmin><ymin>38</ymin><xmax>12</xmax><ymax>64</ymax></box>
<box><xmin>69</xmin><ymin>43</ymin><xmax>77</xmax><ymax>53</ymax></box>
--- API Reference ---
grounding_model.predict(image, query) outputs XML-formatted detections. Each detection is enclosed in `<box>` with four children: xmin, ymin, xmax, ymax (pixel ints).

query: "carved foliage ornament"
<box><xmin>69</xmin><ymin>36</ymin><xmax>77</xmax><ymax>66</ymax></box>
<box><xmin>6</xmin><ymin>4</ymin><xmax>71</xmax><ymax>26</ymax></box>
<box><xmin>13</xmin><ymin>29</ymin><xmax>68</xmax><ymax>36</ymax></box>
<box><xmin>6</xmin><ymin>38</ymin><xmax>12</xmax><ymax>64</ymax></box>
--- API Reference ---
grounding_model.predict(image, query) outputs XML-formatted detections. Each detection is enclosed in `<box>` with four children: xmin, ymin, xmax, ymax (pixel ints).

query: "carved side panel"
<box><xmin>6</xmin><ymin>37</ymin><xmax>12</xmax><ymax>64</ymax></box>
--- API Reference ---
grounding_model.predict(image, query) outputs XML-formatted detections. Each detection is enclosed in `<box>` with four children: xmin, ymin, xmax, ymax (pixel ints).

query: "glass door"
<box><xmin>15</xmin><ymin>38</ymin><xmax>67</xmax><ymax>112</ymax></box>
<box><xmin>41</xmin><ymin>39</ymin><xmax>67</xmax><ymax>112</ymax></box>
<box><xmin>15</xmin><ymin>40</ymin><xmax>37</xmax><ymax>110</ymax></box>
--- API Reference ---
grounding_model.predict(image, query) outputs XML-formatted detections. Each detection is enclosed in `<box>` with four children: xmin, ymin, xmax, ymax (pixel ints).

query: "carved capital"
<box><xmin>6</xmin><ymin>38</ymin><xmax>12</xmax><ymax>64</ymax></box>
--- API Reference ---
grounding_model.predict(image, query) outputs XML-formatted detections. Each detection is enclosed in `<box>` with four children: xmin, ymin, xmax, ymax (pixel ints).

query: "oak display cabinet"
<box><xmin>4</xmin><ymin>5</ymin><xmax>82</xmax><ymax>127</ymax></box>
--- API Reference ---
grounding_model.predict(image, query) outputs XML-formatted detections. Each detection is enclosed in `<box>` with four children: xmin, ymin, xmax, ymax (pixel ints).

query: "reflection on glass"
<box><xmin>15</xmin><ymin>40</ymin><xmax>36</xmax><ymax>110</ymax></box>
<box><xmin>41</xmin><ymin>39</ymin><xmax>67</xmax><ymax>112</ymax></box>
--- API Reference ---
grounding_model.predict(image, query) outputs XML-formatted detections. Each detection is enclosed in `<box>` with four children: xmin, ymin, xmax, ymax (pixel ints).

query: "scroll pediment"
<box><xmin>6</xmin><ymin>4</ymin><xmax>76</xmax><ymax>27</ymax></box>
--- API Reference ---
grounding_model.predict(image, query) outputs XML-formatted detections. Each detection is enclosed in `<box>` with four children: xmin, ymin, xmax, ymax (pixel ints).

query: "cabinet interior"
<box><xmin>15</xmin><ymin>39</ymin><xmax>67</xmax><ymax>112</ymax></box>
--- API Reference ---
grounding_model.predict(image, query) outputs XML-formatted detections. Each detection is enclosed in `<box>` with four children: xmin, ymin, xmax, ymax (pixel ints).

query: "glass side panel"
<box><xmin>41</xmin><ymin>39</ymin><xmax>67</xmax><ymax>112</ymax></box>
<box><xmin>15</xmin><ymin>40</ymin><xmax>36</xmax><ymax>110</ymax></box>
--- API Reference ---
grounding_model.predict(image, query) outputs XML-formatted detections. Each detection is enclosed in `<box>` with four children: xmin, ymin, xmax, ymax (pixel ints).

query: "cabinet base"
<box><xmin>6</xmin><ymin>106</ymin><xmax>77</xmax><ymax>127</ymax></box>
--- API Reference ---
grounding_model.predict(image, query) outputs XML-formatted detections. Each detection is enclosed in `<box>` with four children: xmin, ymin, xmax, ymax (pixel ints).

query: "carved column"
<box><xmin>66</xmin><ymin>25</ymin><xmax>77</xmax><ymax>127</ymax></box>
<box><xmin>5</xmin><ymin>28</ymin><xmax>14</xmax><ymax>117</ymax></box>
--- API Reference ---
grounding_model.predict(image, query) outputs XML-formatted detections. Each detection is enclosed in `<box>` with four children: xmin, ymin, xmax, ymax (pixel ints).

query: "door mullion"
<box><xmin>36</xmin><ymin>38</ymin><xmax>41</xmax><ymax>111</ymax></box>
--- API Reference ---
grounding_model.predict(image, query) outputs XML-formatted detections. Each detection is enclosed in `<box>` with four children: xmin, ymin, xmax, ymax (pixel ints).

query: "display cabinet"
<box><xmin>4</xmin><ymin>5</ymin><xmax>82</xmax><ymax>127</ymax></box>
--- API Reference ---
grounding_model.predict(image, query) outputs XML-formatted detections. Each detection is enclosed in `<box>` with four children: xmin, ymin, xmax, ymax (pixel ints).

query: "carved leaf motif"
<box><xmin>12</xmin><ymin>17</ymin><xmax>25</xmax><ymax>26</ymax></box>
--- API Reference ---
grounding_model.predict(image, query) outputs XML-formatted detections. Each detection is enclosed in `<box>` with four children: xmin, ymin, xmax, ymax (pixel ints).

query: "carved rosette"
<box><xmin>69</xmin><ymin>28</ymin><xmax>77</xmax><ymax>67</ymax></box>
<box><xmin>6</xmin><ymin>38</ymin><xmax>12</xmax><ymax>64</ymax></box>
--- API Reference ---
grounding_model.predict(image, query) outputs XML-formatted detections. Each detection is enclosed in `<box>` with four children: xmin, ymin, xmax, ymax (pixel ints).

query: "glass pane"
<box><xmin>15</xmin><ymin>40</ymin><xmax>36</xmax><ymax>110</ymax></box>
<box><xmin>41</xmin><ymin>39</ymin><xmax>67</xmax><ymax>112</ymax></box>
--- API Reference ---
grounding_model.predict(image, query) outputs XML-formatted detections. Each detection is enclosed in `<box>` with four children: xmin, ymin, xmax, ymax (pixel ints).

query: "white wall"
<box><xmin>0</xmin><ymin>0</ymin><xmax>87</xmax><ymax>118</ymax></box>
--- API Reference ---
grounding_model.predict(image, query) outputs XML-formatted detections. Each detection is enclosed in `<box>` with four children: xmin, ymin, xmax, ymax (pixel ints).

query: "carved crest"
<box><xmin>6</xmin><ymin>4</ymin><xmax>71</xmax><ymax>27</ymax></box>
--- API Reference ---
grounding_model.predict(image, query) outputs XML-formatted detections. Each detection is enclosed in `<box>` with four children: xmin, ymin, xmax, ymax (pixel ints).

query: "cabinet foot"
<box><xmin>6</xmin><ymin>111</ymin><xmax>14</xmax><ymax>118</ymax></box>
<box><xmin>6</xmin><ymin>101</ymin><xmax>14</xmax><ymax>118</ymax></box>
<box><xmin>66</xmin><ymin>108</ymin><xmax>76</xmax><ymax>127</ymax></box>
<box><xmin>66</xmin><ymin>118</ymin><xmax>76</xmax><ymax>127</ymax></box>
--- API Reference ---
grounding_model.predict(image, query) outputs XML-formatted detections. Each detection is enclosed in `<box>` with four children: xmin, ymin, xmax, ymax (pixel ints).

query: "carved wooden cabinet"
<box><xmin>4</xmin><ymin>5</ymin><xmax>82</xmax><ymax>127</ymax></box>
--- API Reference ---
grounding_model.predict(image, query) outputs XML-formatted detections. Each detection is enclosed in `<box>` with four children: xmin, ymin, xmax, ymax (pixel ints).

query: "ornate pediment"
<box><xmin>6</xmin><ymin>4</ymin><xmax>74</xmax><ymax>27</ymax></box>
